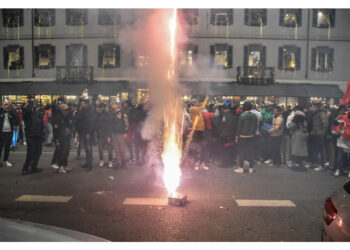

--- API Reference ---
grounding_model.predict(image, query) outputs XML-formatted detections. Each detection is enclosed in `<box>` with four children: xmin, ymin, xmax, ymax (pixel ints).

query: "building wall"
<box><xmin>0</xmin><ymin>9</ymin><xmax>349</xmax><ymax>89</ymax></box>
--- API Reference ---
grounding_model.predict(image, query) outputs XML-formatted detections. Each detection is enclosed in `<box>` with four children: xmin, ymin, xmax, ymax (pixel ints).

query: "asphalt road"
<box><xmin>0</xmin><ymin>144</ymin><xmax>348</xmax><ymax>242</ymax></box>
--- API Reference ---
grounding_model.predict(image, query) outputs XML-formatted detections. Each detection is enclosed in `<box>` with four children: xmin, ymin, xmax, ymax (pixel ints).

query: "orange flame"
<box><xmin>162</xmin><ymin>8</ymin><xmax>183</xmax><ymax>195</ymax></box>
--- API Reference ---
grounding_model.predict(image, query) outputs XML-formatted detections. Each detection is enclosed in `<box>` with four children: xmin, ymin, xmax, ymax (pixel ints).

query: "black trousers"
<box><xmin>0</xmin><ymin>132</ymin><xmax>12</xmax><ymax>162</ymax></box>
<box><xmin>238</xmin><ymin>137</ymin><xmax>255</xmax><ymax>166</ymax></box>
<box><xmin>51</xmin><ymin>146</ymin><xmax>59</xmax><ymax>165</ymax></box>
<box><xmin>57</xmin><ymin>137</ymin><xmax>71</xmax><ymax>167</ymax></box>
<box><xmin>22</xmin><ymin>137</ymin><xmax>42</xmax><ymax>171</ymax></box>
<box><xmin>135</xmin><ymin>138</ymin><xmax>148</xmax><ymax>164</ymax></box>
<box><xmin>270</xmin><ymin>136</ymin><xmax>282</xmax><ymax>165</ymax></box>
<box><xmin>310</xmin><ymin>135</ymin><xmax>325</xmax><ymax>166</ymax></box>
<box><xmin>98</xmin><ymin>135</ymin><xmax>113</xmax><ymax>162</ymax></box>
<box><xmin>82</xmin><ymin>134</ymin><xmax>93</xmax><ymax>169</ymax></box>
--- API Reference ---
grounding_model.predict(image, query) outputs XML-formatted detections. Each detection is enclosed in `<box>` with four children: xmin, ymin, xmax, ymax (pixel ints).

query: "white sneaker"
<box><xmin>58</xmin><ymin>166</ymin><xmax>66</xmax><ymax>174</ymax></box>
<box><xmin>194</xmin><ymin>162</ymin><xmax>200</xmax><ymax>171</ymax></box>
<box><xmin>249</xmin><ymin>168</ymin><xmax>254</xmax><ymax>174</ymax></box>
<box><xmin>51</xmin><ymin>164</ymin><xmax>59</xmax><ymax>170</ymax></box>
<box><xmin>264</xmin><ymin>159</ymin><xmax>272</xmax><ymax>164</ymax></box>
<box><xmin>286</xmin><ymin>161</ymin><xmax>293</xmax><ymax>168</ymax></box>
<box><xmin>200</xmin><ymin>163</ymin><xmax>209</xmax><ymax>171</ymax></box>
<box><xmin>325</xmin><ymin>162</ymin><xmax>330</xmax><ymax>167</ymax></box>
<box><xmin>108</xmin><ymin>161</ymin><xmax>113</xmax><ymax>168</ymax></box>
<box><xmin>234</xmin><ymin>167</ymin><xmax>244</xmax><ymax>174</ymax></box>
<box><xmin>243</xmin><ymin>160</ymin><xmax>250</xmax><ymax>168</ymax></box>
<box><xmin>64</xmin><ymin>166</ymin><xmax>72</xmax><ymax>172</ymax></box>
<box><xmin>333</xmin><ymin>169</ymin><xmax>340</xmax><ymax>177</ymax></box>
<box><xmin>99</xmin><ymin>160</ymin><xmax>104</xmax><ymax>167</ymax></box>
<box><xmin>314</xmin><ymin>166</ymin><xmax>324</xmax><ymax>172</ymax></box>
<box><xmin>23</xmin><ymin>141</ymin><xmax>27</xmax><ymax>146</ymax></box>
<box><xmin>4</xmin><ymin>161</ymin><xmax>13</xmax><ymax>167</ymax></box>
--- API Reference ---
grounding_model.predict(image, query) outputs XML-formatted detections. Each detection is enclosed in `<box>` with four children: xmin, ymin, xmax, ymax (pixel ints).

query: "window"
<box><xmin>3</xmin><ymin>45</ymin><xmax>24</xmax><ymax>70</ymax></box>
<box><xmin>34</xmin><ymin>45</ymin><xmax>55</xmax><ymax>69</ymax></box>
<box><xmin>2</xmin><ymin>9</ymin><xmax>23</xmax><ymax>27</ymax></box>
<box><xmin>66</xmin><ymin>9</ymin><xmax>88</xmax><ymax>26</ymax></box>
<box><xmin>313</xmin><ymin>9</ymin><xmax>335</xmax><ymax>28</ymax></box>
<box><xmin>244</xmin><ymin>45</ymin><xmax>266</xmax><ymax>68</ymax></box>
<box><xmin>278</xmin><ymin>46</ymin><xmax>301</xmax><ymax>71</ymax></box>
<box><xmin>66</xmin><ymin>44</ymin><xmax>87</xmax><ymax>67</ymax></box>
<box><xmin>210</xmin><ymin>44</ymin><xmax>232</xmax><ymax>69</ymax></box>
<box><xmin>98</xmin><ymin>44</ymin><xmax>120</xmax><ymax>68</ymax></box>
<box><xmin>311</xmin><ymin>47</ymin><xmax>334</xmax><ymax>72</ymax></box>
<box><xmin>210</xmin><ymin>9</ymin><xmax>233</xmax><ymax>26</ymax></box>
<box><xmin>279</xmin><ymin>9</ymin><xmax>302</xmax><ymax>27</ymax></box>
<box><xmin>179</xmin><ymin>44</ymin><xmax>198</xmax><ymax>66</ymax></box>
<box><xmin>98</xmin><ymin>9</ymin><xmax>120</xmax><ymax>25</ymax></box>
<box><xmin>34</xmin><ymin>9</ymin><xmax>55</xmax><ymax>26</ymax></box>
<box><xmin>178</xmin><ymin>9</ymin><xmax>199</xmax><ymax>25</ymax></box>
<box><xmin>244</xmin><ymin>9</ymin><xmax>267</xmax><ymax>26</ymax></box>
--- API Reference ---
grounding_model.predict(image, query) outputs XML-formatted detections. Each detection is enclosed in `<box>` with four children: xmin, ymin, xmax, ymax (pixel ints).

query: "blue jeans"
<box><xmin>336</xmin><ymin>148</ymin><xmax>350</xmax><ymax>173</ymax></box>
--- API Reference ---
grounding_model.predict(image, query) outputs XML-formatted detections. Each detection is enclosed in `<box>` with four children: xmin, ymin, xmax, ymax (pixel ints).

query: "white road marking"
<box><xmin>123</xmin><ymin>198</ymin><xmax>168</xmax><ymax>206</ymax></box>
<box><xmin>235</xmin><ymin>200</ymin><xmax>296</xmax><ymax>207</ymax></box>
<box><xmin>15</xmin><ymin>195</ymin><xmax>72</xmax><ymax>203</ymax></box>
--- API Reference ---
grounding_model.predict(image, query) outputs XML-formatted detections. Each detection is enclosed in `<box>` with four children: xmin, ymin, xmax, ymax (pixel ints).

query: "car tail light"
<box><xmin>324</xmin><ymin>197</ymin><xmax>337</xmax><ymax>225</ymax></box>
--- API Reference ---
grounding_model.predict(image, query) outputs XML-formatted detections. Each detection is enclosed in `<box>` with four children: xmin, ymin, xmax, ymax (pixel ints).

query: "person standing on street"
<box><xmin>234</xmin><ymin>102</ymin><xmax>257</xmax><ymax>174</ymax></box>
<box><xmin>0</xmin><ymin>102</ymin><xmax>17</xmax><ymax>168</ymax></box>
<box><xmin>267</xmin><ymin>106</ymin><xmax>284</xmax><ymax>168</ymax></box>
<box><xmin>75</xmin><ymin>99</ymin><xmax>95</xmax><ymax>171</ymax></box>
<box><xmin>21</xmin><ymin>97</ymin><xmax>45</xmax><ymax>175</ymax></box>
<box><xmin>44</xmin><ymin>104</ymin><xmax>53</xmax><ymax>146</ymax></box>
<box><xmin>52</xmin><ymin>104</ymin><xmax>74</xmax><ymax>174</ymax></box>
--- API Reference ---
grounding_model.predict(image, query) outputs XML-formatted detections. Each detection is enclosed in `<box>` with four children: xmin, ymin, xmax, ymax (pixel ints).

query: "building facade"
<box><xmin>0</xmin><ymin>9</ymin><xmax>348</xmax><ymax>106</ymax></box>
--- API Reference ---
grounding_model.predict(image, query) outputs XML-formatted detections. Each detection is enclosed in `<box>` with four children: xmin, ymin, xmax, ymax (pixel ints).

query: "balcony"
<box><xmin>237</xmin><ymin>66</ymin><xmax>275</xmax><ymax>85</ymax></box>
<box><xmin>56</xmin><ymin>66</ymin><xmax>94</xmax><ymax>83</ymax></box>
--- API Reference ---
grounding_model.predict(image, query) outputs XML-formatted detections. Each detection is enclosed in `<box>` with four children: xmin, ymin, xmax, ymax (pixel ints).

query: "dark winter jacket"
<box><xmin>236</xmin><ymin>111</ymin><xmax>258</xmax><ymax>137</ymax></box>
<box><xmin>75</xmin><ymin>107</ymin><xmax>96</xmax><ymax>136</ymax></box>
<box><xmin>111</xmin><ymin>110</ymin><xmax>127</xmax><ymax>134</ymax></box>
<box><xmin>96</xmin><ymin>111</ymin><xmax>113</xmax><ymax>138</ymax></box>
<box><xmin>220</xmin><ymin>112</ymin><xmax>238</xmax><ymax>141</ymax></box>
<box><xmin>22</xmin><ymin>103</ymin><xmax>45</xmax><ymax>139</ymax></box>
<box><xmin>311</xmin><ymin>110</ymin><xmax>329</xmax><ymax>137</ymax></box>
<box><xmin>53</xmin><ymin>112</ymin><xmax>74</xmax><ymax>142</ymax></box>
<box><xmin>0</xmin><ymin>108</ymin><xmax>17</xmax><ymax>132</ymax></box>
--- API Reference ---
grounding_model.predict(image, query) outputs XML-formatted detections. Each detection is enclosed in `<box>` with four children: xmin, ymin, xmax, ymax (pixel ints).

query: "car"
<box><xmin>0</xmin><ymin>217</ymin><xmax>109</xmax><ymax>242</ymax></box>
<box><xmin>322</xmin><ymin>180</ymin><xmax>350</xmax><ymax>241</ymax></box>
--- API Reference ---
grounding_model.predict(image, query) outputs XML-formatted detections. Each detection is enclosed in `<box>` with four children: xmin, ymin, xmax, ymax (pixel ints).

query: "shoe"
<box><xmin>108</xmin><ymin>161</ymin><xmax>113</xmax><ymax>168</ymax></box>
<box><xmin>23</xmin><ymin>141</ymin><xmax>27</xmax><ymax>146</ymax></box>
<box><xmin>333</xmin><ymin>169</ymin><xmax>340</xmax><ymax>177</ymax></box>
<box><xmin>286</xmin><ymin>161</ymin><xmax>293</xmax><ymax>168</ymax></box>
<box><xmin>200</xmin><ymin>163</ymin><xmax>209</xmax><ymax>170</ymax></box>
<box><xmin>314</xmin><ymin>166</ymin><xmax>324</xmax><ymax>172</ymax></box>
<box><xmin>304</xmin><ymin>163</ymin><xmax>310</xmax><ymax>168</ymax></box>
<box><xmin>243</xmin><ymin>160</ymin><xmax>250</xmax><ymax>168</ymax></box>
<box><xmin>58</xmin><ymin>166</ymin><xmax>66</xmax><ymax>174</ymax></box>
<box><xmin>264</xmin><ymin>159</ymin><xmax>272</xmax><ymax>164</ymax></box>
<box><xmin>249</xmin><ymin>168</ymin><xmax>254</xmax><ymax>174</ymax></box>
<box><xmin>99</xmin><ymin>160</ymin><xmax>104</xmax><ymax>167</ymax></box>
<box><xmin>31</xmin><ymin>168</ymin><xmax>43</xmax><ymax>173</ymax></box>
<box><xmin>4</xmin><ymin>161</ymin><xmax>13</xmax><ymax>167</ymax></box>
<box><xmin>325</xmin><ymin>162</ymin><xmax>330</xmax><ymax>167</ymax></box>
<box><xmin>234</xmin><ymin>167</ymin><xmax>244</xmax><ymax>174</ymax></box>
<box><xmin>22</xmin><ymin>169</ymin><xmax>31</xmax><ymax>176</ymax></box>
<box><xmin>64</xmin><ymin>166</ymin><xmax>72</xmax><ymax>172</ymax></box>
<box><xmin>348</xmin><ymin>172</ymin><xmax>350</xmax><ymax>178</ymax></box>
<box><xmin>194</xmin><ymin>162</ymin><xmax>200</xmax><ymax>171</ymax></box>
<box><xmin>51</xmin><ymin>164</ymin><xmax>59</xmax><ymax>170</ymax></box>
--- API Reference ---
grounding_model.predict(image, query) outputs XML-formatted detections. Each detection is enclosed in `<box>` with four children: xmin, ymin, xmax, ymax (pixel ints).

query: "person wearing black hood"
<box><xmin>96</xmin><ymin>102</ymin><xmax>114</xmax><ymax>168</ymax></box>
<box><xmin>75</xmin><ymin>99</ymin><xmax>96</xmax><ymax>171</ymax></box>
<box><xmin>21</xmin><ymin>96</ymin><xmax>45</xmax><ymax>175</ymax></box>
<box><xmin>0</xmin><ymin>102</ymin><xmax>17</xmax><ymax>168</ymax></box>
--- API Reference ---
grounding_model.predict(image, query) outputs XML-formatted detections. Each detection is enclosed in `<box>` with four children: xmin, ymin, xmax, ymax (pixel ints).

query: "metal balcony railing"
<box><xmin>56</xmin><ymin>66</ymin><xmax>94</xmax><ymax>83</ymax></box>
<box><xmin>237</xmin><ymin>66</ymin><xmax>275</xmax><ymax>85</ymax></box>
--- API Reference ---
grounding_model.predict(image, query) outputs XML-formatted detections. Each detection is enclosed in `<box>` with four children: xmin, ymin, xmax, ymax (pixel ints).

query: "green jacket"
<box><xmin>261</xmin><ymin>108</ymin><xmax>273</xmax><ymax>125</ymax></box>
<box><xmin>311</xmin><ymin>110</ymin><xmax>329</xmax><ymax>137</ymax></box>
<box><xmin>236</xmin><ymin>111</ymin><xmax>258</xmax><ymax>137</ymax></box>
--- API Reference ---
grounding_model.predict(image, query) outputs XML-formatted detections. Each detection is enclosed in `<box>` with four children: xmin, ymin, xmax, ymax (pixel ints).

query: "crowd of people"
<box><xmin>0</xmin><ymin>94</ymin><xmax>350</xmax><ymax>178</ymax></box>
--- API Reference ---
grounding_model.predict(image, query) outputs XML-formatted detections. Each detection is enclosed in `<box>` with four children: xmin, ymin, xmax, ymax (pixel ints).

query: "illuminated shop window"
<box><xmin>178</xmin><ymin>9</ymin><xmax>199</xmax><ymax>25</ymax></box>
<box><xmin>210</xmin><ymin>44</ymin><xmax>232</xmax><ymax>69</ymax></box>
<box><xmin>210</xmin><ymin>9</ymin><xmax>233</xmax><ymax>26</ymax></box>
<box><xmin>66</xmin><ymin>9</ymin><xmax>88</xmax><ymax>26</ymax></box>
<box><xmin>98</xmin><ymin>44</ymin><xmax>120</xmax><ymax>68</ymax></box>
<box><xmin>278</xmin><ymin>46</ymin><xmax>301</xmax><ymax>71</ymax></box>
<box><xmin>179</xmin><ymin>44</ymin><xmax>198</xmax><ymax>66</ymax></box>
<box><xmin>98</xmin><ymin>9</ymin><xmax>120</xmax><ymax>25</ymax></box>
<box><xmin>137</xmin><ymin>89</ymin><xmax>149</xmax><ymax>104</ymax></box>
<box><xmin>34</xmin><ymin>9</ymin><xmax>55</xmax><ymax>26</ymax></box>
<box><xmin>312</xmin><ymin>9</ymin><xmax>335</xmax><ymax>28</ymax></box>
<box><xmin>34</xmin><ymin>45</ymin><xmax>55</xmax><ymax>69</ymax></box>
<box><xmin>279</xmin><ymin>9</ymin><xmax>302</xmax><ymax>27</ymax></box>
<box><xmin>244</xmin><ymin>9</ymin><xmax>267</xmax><ymax>26</ymax></box>
<box><xmin>3</xmin><ymin>45</ymin><xmax>24</xmax><ymax>70</ymax></box>
<box><xmin>311</xmin><ymin>47</ymin><xmax>334</xmax><ymax>72</ymax></box>
<box><xmin>2</xmin><ymin>9</ymin><xmax>23</xmax><ymax>27</ymax></box>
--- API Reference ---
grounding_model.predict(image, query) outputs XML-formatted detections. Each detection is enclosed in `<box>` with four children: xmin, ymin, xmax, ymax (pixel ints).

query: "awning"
<box><xmin>302</xmin><ymin>84</ymin><xmax>344</xmax><ymax>98</ymax></box>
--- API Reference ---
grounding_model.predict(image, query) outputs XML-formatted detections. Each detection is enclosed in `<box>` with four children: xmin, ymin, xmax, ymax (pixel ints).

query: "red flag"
<box><xmin>340</xmin><ymin>80</ymin><xmax>350</xmax><ymax>106</ymax></box>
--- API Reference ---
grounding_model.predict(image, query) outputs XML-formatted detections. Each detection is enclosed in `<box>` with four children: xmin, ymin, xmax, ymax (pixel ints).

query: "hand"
<box><xmin>86</xmin><ymin>134</ymin><xmax>90</xmax><ymax>139</ymax></box>
<box><xmin>55</xmin><ymin>141</ymin><xmax>60</xmax><ymax>146</ymax></box>
<box><xmin>107</xmin><ymin>137</ymin><xmax>111</xmax><ymax>143</ymax></box>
